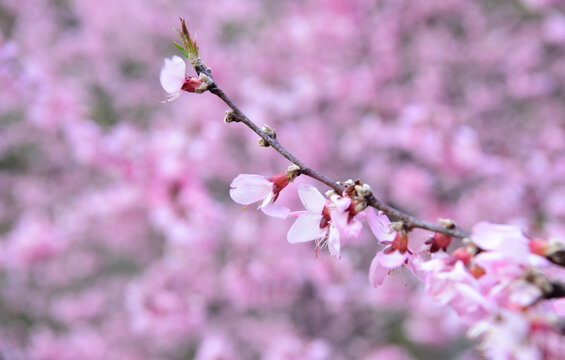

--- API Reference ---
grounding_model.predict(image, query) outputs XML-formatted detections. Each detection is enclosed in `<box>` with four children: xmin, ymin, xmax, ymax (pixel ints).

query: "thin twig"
<box><xmin>205</xmin><ymin>78</ymin><xmax>470</xmax><ymax>239</ymax></box>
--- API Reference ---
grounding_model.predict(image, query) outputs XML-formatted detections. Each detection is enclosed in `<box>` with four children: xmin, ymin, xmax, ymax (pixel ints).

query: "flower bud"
<box><xmin>425</xmin><ymin>232</ymin><xmax>452</xmax><ymax>253</ymax></box>
<box><xmin>194</xmin><ymin>73</ymin><xmax>213</xmax><ymax>93</ymax></box>
<box><xmin>438</xmin><ymin>218</ymin><xmax>456</xmax><ymax>229</ymax></box>
<box><xmin>262</xmin><ymin>124</ymin><xmax>277</xmax><ymax>139</ymax></box>
<box><xmin>224</xmin><ymin>109</ymin><xmax>238</xmax><ymax>123</ymax></box>
<box><xmin>181</xmin><ymin>76</ymin><xmax>203</xmax><ymax>92</ymax></box>
<box><xmin>257</xmin><ymin>138</ymin><xmax>269</xmax><ymax>147</ymax></box>
<box><xmin>285</xmin><ymin>164</ymin><xmax>301</xmax><ymax>181</ymax></box>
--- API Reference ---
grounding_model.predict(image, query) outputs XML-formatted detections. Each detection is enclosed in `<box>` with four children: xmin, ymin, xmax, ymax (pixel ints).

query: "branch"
<box><xmin>199</xmin><ymin>75</ymin><xmax>470</xmax><ymax>239</ymax></box>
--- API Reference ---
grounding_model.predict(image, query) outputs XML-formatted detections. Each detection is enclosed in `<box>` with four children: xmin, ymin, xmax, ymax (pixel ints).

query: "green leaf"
<box><xmin>172</xmin><ymin>41</ymin><xmax>189</xmax><ymax>58</ymax></box>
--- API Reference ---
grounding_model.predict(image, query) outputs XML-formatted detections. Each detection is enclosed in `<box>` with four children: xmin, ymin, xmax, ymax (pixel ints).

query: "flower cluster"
<box><xmin>229</xmin><ymin>171</ymin><xmax>364</xmax><ymax>258</ymax></box>
<box><xmin>369</xmin><ymin>219</ymin><xmax>565</xmax><ymax>359</ymax></box>
<box><xmin>230</xmin><ymin>171</ymin><xmax>565</xmax><ymax>358</ymax></box>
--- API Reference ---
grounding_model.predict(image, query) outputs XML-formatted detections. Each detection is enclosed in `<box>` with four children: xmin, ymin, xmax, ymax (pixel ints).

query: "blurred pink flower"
<box><xmin>419</xmin><ymin>260</ymin><xmax>493</xmax><ymax>325</ymax></box>
<box><xmin>230</xmin><ymin>173</ymin><xmax>290</xmax><ymax>219</ymax></box>
<box><xmin>471</xmin><ymin>222</ymin><xmax>530</xmax><ymax>260</ymax></box>
<box><xmin>1</xmin><ymin>213</ymin><xmax>64</xmax><ymax>269</ymax></box>
<box><xmin>468</xmin><ymin>310</ymin><xmax>541</xmax><ymax>360</ymax></box>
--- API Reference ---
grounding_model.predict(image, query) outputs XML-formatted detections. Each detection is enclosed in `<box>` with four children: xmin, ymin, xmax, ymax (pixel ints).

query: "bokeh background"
<box><xmin>2</xmin><ymin>0</ymin><xmax>565</xmax><ymax>359</ymax></box>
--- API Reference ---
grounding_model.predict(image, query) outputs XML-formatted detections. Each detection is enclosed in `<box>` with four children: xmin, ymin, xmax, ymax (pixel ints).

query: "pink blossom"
<box><xmin>418</xmin><ymin>260</ymin><xmax>493</xmax><ymax>324</ymax></box>
<box><xmin>159</xmin><ymin>56</ymin><xmax>187</xmax><ymax>101</ymax></box>
<box><xmin>468</xmin><ymin>310</ymin><xmax>541</xmax><ymax>360</ymax></box>
<box><xmin>287</xmin><ymin>184</ymin><xmax>361</xmax><ymax>258</ymax></box>
<box><xmin>230</xmin><ymin>173</ymin><xmax>290</xmax><ymax>219</ymax></box>
<box><xmin>471</xmin><ymin>222</ymin><xmax>531</xmax><ymax>260</ymax></box>
<box><xmin>159</xmin><ymin>55</ymin><xmax>203</xmax><ymax>102</ymax></box>
<box><xmin>368</xmin><ymin>231</ymin><xmax>413</xmax><ymax>287</ymax></box>
<box><xmin>367</xmin><ymin>211</ymin><xmax>420</xmax><ymax>287</ymax></box>
<box><xmin>366</xmin><ymin>208</ymin><xmax>395</xmax><ymax>243</ymax></box>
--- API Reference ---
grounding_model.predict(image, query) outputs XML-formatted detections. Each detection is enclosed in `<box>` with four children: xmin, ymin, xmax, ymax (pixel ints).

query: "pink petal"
<box><xmin>329</xmin><ymin>194</ymin><xmax>351</xmax><ymax>211</ymax></box>
<box><xmin>329</xmin><ymin>207</ymin><xmax>362</xmax><ymax>238</ymax></box>
<box><xmin>367</xmin><ymin>208</ymin><xmax>395</xmax><ymax>243</ymax></box>
<box><xmin>159</xmin><ymin>56</ymin><xmax>186</xmax><ymax>94</ymax></box>
<box><xmin>287</xmin><ymin>213</ymin><xmax>325</xmax><ymax>243</ymax></box>
<box><xmin>509</xmin><ymin>280</ymin><xmax>543</xmax><ymax>307</ymax></box>
<box><xmin>369</xmin><ymin>255</ymin><xmax>389</xmax><ymax>287</ymax></box>
<box><xmin>471</xmin><ymin>222</ymin><xmax>529</xmax><ymax>256</ymax></box>
<box><xmin>297</xmin><ymin>184</ymin><xmax>325</xmax><ymax>213</ymax></box>
<box><xmin>377</xmin><ymin>249</ymin><xmax>408</xmax><ymax>268</ymax></box>
<box><xmin>327</xmin><ymin>224</ymin><xmax>341</xmax><ymax>258</ymax></box>
<box><xmin>229</xmin><ymin>174</ymin><xmax>273</xmax><ymax>205</ymax></box>
<box><xmin>343</xmin><ymin>218</ymin><xmax>363</xmax><ymax>238</ymax></box>
<box><xmin>261</xmin><ymin>203</ymin><xmax>290</xmax><ymax>219</ymax></box>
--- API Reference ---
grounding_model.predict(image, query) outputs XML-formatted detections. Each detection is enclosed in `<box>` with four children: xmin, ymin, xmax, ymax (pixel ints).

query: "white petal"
<box><xmin>369</xmin><ymin>255</ymin><xmax>388</xmax><ymax>287</ymax></box>
<box><xmin>287</xmin><ymin>213</ymin><xmax>325</xmax><ymax>243</ymax></box>
<box><xmin>377</xmin><ymin>249</ymin><xmax>408</xmax><ymax>268</ymax></box>
<box><xmin>229</xmin><ymin>174</ymin><xmax>273</xmax><ymax>205</ymax></box>
<box><xmin>297</xmin><ymin>184</ymin><xmax>326</xmax><ymax>213</ymax></box>
<box><xmin>367</xmin><ymin>208</ymin><xmax>395</xmax><ymax>242</ymax></box>
<box><xmin>331</xmin><ymin>207</ymin><xmax>363</xmax><ymax>238</ymax></box>
<box><xmin>509</xmin><ymin>280</ymin><xmax>543</xmax><ymax>306</ymax></box>
<box><xmin>261</xmin><ymin>203</ymin><xmax>290</xmax><ymax>219</ymax></box>
<box><xmin>230</xmin><ymin>174</ymin><xmax>271</xmax><ymax>188</ymax></box>
<box><xmin>259</xmin><ymin>190</ymin><xmax>276</xmax><ymax>209</ymax></box>
<box><xmin>160</xmin><ymin>56</ymin><xmax>186</xmax><ymax>94</ymax></box>
<box><xmin>327</xmin><ymin>224</ymin><xmax>341</xmax><ymax>258</ymax></box>
<box><xmin>471</xmin><ymin>222</ymin><xmax>529</xmax><ymax>257</ymax></box>
<box><xmin>329</xmin><ymin>194</ymin><xmax>351</xmax><ymax>211</ymax></box>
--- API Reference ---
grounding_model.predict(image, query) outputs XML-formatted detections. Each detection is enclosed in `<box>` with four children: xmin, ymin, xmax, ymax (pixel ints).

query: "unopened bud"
<box><xmin>224</xmin><ymin>109</ymin><xmax>238</xmax><ymax>123</ymax></box>
<box><xmin>438</xmin><ymin>218</ymin><xmax>456</xmax><ymax>229</ymax></box>
<box><xmin>425</xmin><ymin>232</ymin><xmax>452</xmax><ymax>253</ymax></box>
<box><xmin>257</xmin><ymin>138</ymin><xmax>269</xmax><ymax>147</ymax></box>
<box><xmin>286</xmin><ymin>164</ymin><xmax>302</xmax><ymax>181</ymax></box>
<box><xmin>262</xmin><ymin>124</ymin><xmax>277</xmax><ymax>139</ymax></box>
<box><xmin>355</xmin><ymin>184</ymin><xmax>372</xmax><ymax>198</ymax></box>
<box><xmin>341</xmin><ymin>179</ymin><xmax>355</xmax><ymax>187</ymax></box>
<box><xmin>462</xmin><ymin>238</ymin><xmax>479</xmax><ymax>256</ymax></box>
<box><xmin>390</xmin><ymin>221</ymin><xmax>405</xmax><ymax>233</ymax></box>
<box><xmin>181</xmin><ymin>76</ymin><xmax>203</xmax><ymax>93</ymax></box>
<box><xmin>352</xmin><ymin>203</ymin><xmax>363</xmax><ymax>213</ymax></box>
<box><xmin>194</xmin><ymin>72</ymin><xmax>214</xmax><ymax>93</ymax></box>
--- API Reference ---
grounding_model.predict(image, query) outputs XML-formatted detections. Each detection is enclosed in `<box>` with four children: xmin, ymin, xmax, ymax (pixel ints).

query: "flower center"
<box><xmin>319</xmin><ymin>206</ymin><xmax>331</xmax><ymax>229</ymax></box>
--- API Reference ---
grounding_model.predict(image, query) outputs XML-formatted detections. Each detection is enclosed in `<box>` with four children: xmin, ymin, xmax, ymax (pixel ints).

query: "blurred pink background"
<box><xmin>1</xmin><ymin>0</ymin><xmax>565</xmax><ymax>358</ymax></box>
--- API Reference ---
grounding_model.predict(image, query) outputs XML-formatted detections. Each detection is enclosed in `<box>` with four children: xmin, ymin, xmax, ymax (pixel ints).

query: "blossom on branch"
<box><xmin>366</xmin><ymin>208</ymin><xmax>417</xmax><ymax>286</ymax></box>
<box><xmin>368</xmin><ymin>231</ymin><xmax>417</xmax><ymax>287</ymax></box>
<box><xmin>159</xmin><ymin>56</ymin><xmax>209</xmax><ymax>102</ymax></box>
<box><xmin>287</xmin><ymin>184</ymin><xmax>362</xmax><ymax>258</ymax></box>
<box><xmin>229</xmin><ymin>172</ymin><xmax>294</xmax><ymax>219</ymax></box>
